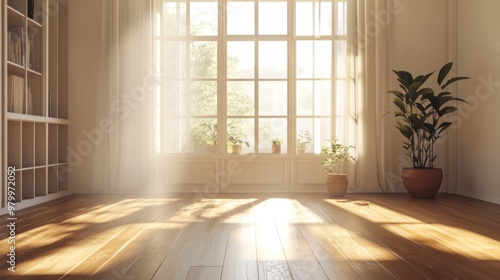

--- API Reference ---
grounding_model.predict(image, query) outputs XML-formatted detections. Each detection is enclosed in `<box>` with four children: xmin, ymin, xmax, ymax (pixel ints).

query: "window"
<box><xmin>155</xmin><ymin>0</ymin><xmax>350</xmax><ymax>154</ymax></box>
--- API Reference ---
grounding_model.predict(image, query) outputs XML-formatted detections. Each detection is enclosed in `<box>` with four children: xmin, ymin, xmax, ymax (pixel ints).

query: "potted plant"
<box><xmin>321</xmin><ymin>137</ymin><xmax>355</xmax><ymax>197</ymax></box>
<box><xmin>387</xmin><ymin>62</ymin><xmax>469</xmax><ymax>198</ymax></box>
<box><xmin>296</xmin><ymin>130</ymin><xmax>312</xmax><ymax>154</ymax></box>
<box><xmin>271</xmin><ymin>138</ymin><xmax>282</xmax><ymax>153</ymax></box>
<box><xmin>191</xmin><ymin>122</ymin><xmax>218</xmax><ymax>153</ymax></box>
<box><xmin>228</xmin><ymin>131</ymin><xmax>249</xmax><ymax>154</ymax></box>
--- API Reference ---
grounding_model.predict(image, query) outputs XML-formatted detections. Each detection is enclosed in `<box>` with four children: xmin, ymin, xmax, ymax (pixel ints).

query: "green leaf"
<box><xmin>439</xmin><ymin>106</ymin><xmax>458</xmax><ymax>117</ymax></box>
<box><xmin>423</xmin><ymin>123</ymin><xmax>436</xmax><ymax>134</ymax></box>
<box><xmin>408</xmin><ymin>82</ymin><xmax>423</xmax><ymax>101</ymax></box>
<box><xmin>438</xmin><ymin>62</ymin><xmax>453</xmax><ymax>86</ymax></box>
<box><xmin>441</xmin><ymin>76</ymin><xmax>470</xmax><ymax>90</ymax></box>
<box><xmin>388</xmin><ymin>90</ymin><xmax>404</xmax><ymax>100</ymax></box>
<box><xmin>437</xmin><ymin>91</ymin><xmax>452</xmax><ymax>98</ymax></box>
<box><xmin>414</xmin><ymin>71</ymin><xmax>434</xmax><ymax>84</ymax></box>
<box><xmin>397</xmin><ymin>122</ymin><xmax>413</xmax><ymax>139</ymax></box>
<box><xmin>417</xmin><ymin>87</ymin><xmax>434</xmax><ymax>96</ymax></box>
<box><xmin>436</xmin><ymin>95</ymin><xmax>455</xmax><ymax>109</ymax></box>
<box><xmin>393</xmin><ymin>98</ymin><xmax>406</xmax><ymax>113</ymax></box>
<box><xmin>416</xmin><ymin>103</ymin><xmax>426</xmax><ymax>114</ymax></box>
<box><xmin>397</xmin><ymin>78</ymin><xmax>411</xmax><ymax>91</ymax></box>
<box><xmin>437</xmin><ymin>122</ymin><xmax>452</xmax><ymax>133</ymax></box>
<box><xmin>394</xmin><ymin>70</ymin><xmax>414</xmax><ymax>84</ymax></box>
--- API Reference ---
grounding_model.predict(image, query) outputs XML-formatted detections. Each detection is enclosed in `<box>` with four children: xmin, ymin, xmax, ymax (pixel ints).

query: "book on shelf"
<box><xmin>7</xmin><ymin>75</ymin><xmax>25</xmax><ymax>114</ymax></box>
<box><xmin>28</xmin><ymin>86</ymin><xmax>34</xmax><ymax>115</ymax></box>
<box><xmin>28</xmin><ymin>0</ymin><xmax>35</xmax><ymax>19</ymax></box>
<box><xmin>7</xmin><ymin>27</ymin><xmax>25</xmax><ymax>66</ymax></box>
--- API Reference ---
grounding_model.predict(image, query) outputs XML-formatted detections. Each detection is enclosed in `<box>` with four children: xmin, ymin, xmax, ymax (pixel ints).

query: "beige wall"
<box><xmin>68</xmin><ymin>0</ymin><xmax>107</xmax><ymax>191</ymax></box>
<box><xmin>457</xmin><ymin>0</ymin><xmax>500</xmax><ymax>203</ymax></box>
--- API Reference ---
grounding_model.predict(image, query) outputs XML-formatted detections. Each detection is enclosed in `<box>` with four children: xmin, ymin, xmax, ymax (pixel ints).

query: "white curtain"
<box><xmin>347</xmin><ymin>0</ymin><xmax>401</xmax><ymax>193</ymax></box>
<box><xmin>91</xmin><ymin>0</ymin><xmax>156</xmax><ymax>192</ymax></box>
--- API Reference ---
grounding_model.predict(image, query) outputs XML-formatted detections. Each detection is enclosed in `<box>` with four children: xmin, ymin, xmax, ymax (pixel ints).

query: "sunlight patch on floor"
<box><xmin>325</xmin><ymin>198</ymin><xmax>500</xmax><ymax>261</ymax></box>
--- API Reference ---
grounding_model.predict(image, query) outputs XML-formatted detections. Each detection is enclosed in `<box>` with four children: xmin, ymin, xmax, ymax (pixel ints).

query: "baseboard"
<box><xmin>455</xmin><ymin>189</ymin><xmax>500</xmax><ymax>205</ymax></box>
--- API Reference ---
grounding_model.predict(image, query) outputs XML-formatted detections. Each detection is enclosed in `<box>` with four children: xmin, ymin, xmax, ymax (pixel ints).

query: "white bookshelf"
<box><xmin>2</xmin><ymin>0</ymin><xmax>70</xmax><ymax>211</ymax></box>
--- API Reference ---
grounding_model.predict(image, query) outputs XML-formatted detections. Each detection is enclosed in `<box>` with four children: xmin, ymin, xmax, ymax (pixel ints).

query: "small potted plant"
<box><xmin>228</xmin><ymin>131</ymin><xmax>249</xmax><ymax>154</ymax></box>
<box><xmin>271</xmin><ymin>138</ymin><xmax>282</xmax><ymax>153</ymax></box>
<box><xmin>321</xmin><ymin>137</ymin><xmax>355</xmax><ymax>197</ymax></box>
<box><xmin>191</xmin><ymin>122</ymin><xmax>218</xmax><ymax>153</ymax></box>
<box><xmin>296</xmin><ymin>130</ymin><xmax>312</xmax><ymax>154</ymax></box>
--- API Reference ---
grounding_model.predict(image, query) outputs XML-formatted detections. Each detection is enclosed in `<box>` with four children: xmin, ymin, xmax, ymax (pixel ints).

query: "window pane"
<box><xmin>259</xmin><ymin>118</ymin><xmax>287</xmax><ymax>153</ymax></box>
<box><xmin>228</xmin><ymin>118</ymin><xmax>255</xmax><ymax>153</ymax></box>
<box><xmin>190</xmin><ymin>41</ymin><xmax>217</xmax><ymax>78</ymax></box>
<box><xmin>336</xmin><ymin>1</ymin><xmax>347</xmax><ymax>36</ymax></box>
<box><xmin>190</xmin><ymin>2</ymin><xmax>218</xmax><ymax>36</ymax></box>
<box><xmin>259</xmin><ymin>81</ymin><xmax>287</xmax><ymax>116</ymax></box>
<box><xmin>316</xmin><ymin>80</ymin><xmax>332</xmax><ymax>116</ymax></box>
<box><xmin>227</xmin><ymin>2</ymin><xmax>254</xmax><ymax>35</ymax></box>
<box><xmin>297</xmin><ymin>117</ymin><xmax>332</xmax><ymax>153</ymax></box>
<box><xmin>296</xmin><ymin>41</ymin><xmax>313</xmax><ymax>78</ymax></box>
<box><xmin>335</xmin><ymin>40</ymin><xmax>347</xmax><ymax>79</ymax></box>
<box><xmin>165</xmin><ymin>81</ymin><xmax>186</xmax><ymax>116</ymax></box>
<box><xmin>296</xmin><ymin>128</ymin><xmax>313</xmax><ymax>153</ymax></box>
<box><xmin>227</xmin><ymin>41</ymin><xmax>254</xmax><ymax>79</ymax></box>
<box><xmin>259</xmin><ymin>41</ymin><xmax>287</xmax><ymax>78</ymax></box>
<box><xmin>228</xmin><ymin>81</ymin><xmax>254</xmax><ymax>116</ymax></box>
<box><xmin>296</xmin><ymin>81</ymin><xmax>331</xmax><ymax>116</ymax></box>
<box><xmin>191</xmin><ymin>81</ymin><xmax>217</xmax><ymax>116</ymax></box>
<box><xmin>190</xmin><ymin>118</ymin><xmax>218</xmax><ymax>152</ymax></box>
<box><xmin>319</xmin><ymin>1</ymin><xmax>332</xmax><ymax>36</ymax></box>
<box><xmin>297</xmin><ymin>41</ymin><xmax>331</xmax><ymax>79</ymax></box>
<box><xmin>296</xmin><ymin>2</ymin><xmax>313</xmax><ymax>36</ymax></box>
<box><xmin>259</xmin><ymin>2</ymin><xmax>287</xmax><ymax>35</ymax></box>
<box><xmin>165</xmin><ymin>118</ymin><xmax>188</xmax><ymax>152</ymax></box>
<box><xmin>163</xmin><ymin>2</ymin><xmax>187</xmax><ymax>36</ymax></box>
<box><xmin>296</xmin><ymin>1</ymin><xmax>332</xmax><ymax>36</ymax></box>
<box><xmin>164</xmin><ymin>41</ymin><xmax>186</xmax><ymax>79</ymax></box>
<box><xmin>335</xmin><ymin>80</ymin><xmax>346</xmax><ymax>116</ymax></box>
<box><xmin>296</xmin><ymin>81</ymin><xmax>313</xmax><ymax>116</ymax></box>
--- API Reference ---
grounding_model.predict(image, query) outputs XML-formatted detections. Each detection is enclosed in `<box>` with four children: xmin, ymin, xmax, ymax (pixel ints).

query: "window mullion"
<box><xmin>219</xmin><ymin>0</ymin><xmax>226</xmax><ymax>154</ymax></box>
<box><xmin>289</xmin><ymin>0</ymin><xmax>296</xmax><ymax>154</ymax></box>
<box><xmin>331</xmin><ymin>0</ymin><xmax>337</xmax><ymax>139</ymax></box>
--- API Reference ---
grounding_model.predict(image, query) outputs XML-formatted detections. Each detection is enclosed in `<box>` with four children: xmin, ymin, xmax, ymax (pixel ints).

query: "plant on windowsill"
<box><xmin>271</xmin><ymin>138</ymin><xmax>282</xmax><ymax>154</ymax></box>
<box><xmin>191</xmin><ymin>122</ymin><xmax>218</xmax><ymax>153</ymax></box>
<box><xmin>296</xmin><ymin>130</ymin><xmax>312</xmax><ymax>154</ymax></box>
<box><xmin>321</xmin><ymin>137</ymin><xmax>355</xmax><ymax>197</ymax></box>
<box><xmin>228</xmin><ymin>131</ymin><xmax>249</xmax><ymax>154</ymax></box>
<box><xmin>386</xmin><ymin>62</ymin><xmax>469</xmax><ymax>198</ymax></box>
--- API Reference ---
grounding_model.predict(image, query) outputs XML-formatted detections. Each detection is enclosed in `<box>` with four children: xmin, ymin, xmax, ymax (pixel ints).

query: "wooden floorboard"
<box><xmin>1</xmin><ymin>193</ymin><xmax>500</xmax><ymax>279</ymax></box>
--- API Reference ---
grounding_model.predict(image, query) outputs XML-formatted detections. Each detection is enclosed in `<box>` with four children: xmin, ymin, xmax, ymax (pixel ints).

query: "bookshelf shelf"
<box><xmin>7</xmin><ymin>6</ymin><xmax>25</xmax><ymax>24</ymax></box>
<box><xmin>27</xmin><ymin>68</ymin><xmax>42</xmax><ymax>76</ymax></box>
<box><xmin>3</xmin><ymin>0</ymin><xmax>69</xmax><ymax>211</ymax></box>
<box><xmin>27</xmin><ymin>17</ymin><xmax>42</xmax><ymax>29</ymax></box>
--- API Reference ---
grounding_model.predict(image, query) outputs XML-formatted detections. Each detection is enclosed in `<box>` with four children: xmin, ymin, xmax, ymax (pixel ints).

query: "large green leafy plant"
<box><xmin>387</xmin><ymin>62</ymin><xmax>469</xmax><ymax>168</ymax></box>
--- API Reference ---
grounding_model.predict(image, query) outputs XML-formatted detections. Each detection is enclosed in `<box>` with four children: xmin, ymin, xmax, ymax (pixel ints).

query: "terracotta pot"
<box><xmin>297</xmin><ymin>149</ymin><xmax>305</xmax><ymax>154</ymax></box>
<box><xmin>232</xmin><ymin>144</ymin><xmax>242</xmax><ymax>154</ymax></box>
<box><xmin>326</xmin><ymin>174</ymin><xmax>348</xmax><ymax>197</ymax></box>
<box><xmin>272</xmin><ymin>144</ymin><xmax>281</xmax><ymax>154</ymax></box>
<box><xmin>401</xmin><ymin>168</ymin><xmax>443</xmax><ymax>199</ymax></box>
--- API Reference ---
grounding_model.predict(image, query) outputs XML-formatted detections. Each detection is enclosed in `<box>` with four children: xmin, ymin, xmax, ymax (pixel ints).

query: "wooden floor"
<box><xmin>1</xmin><ymin>193</ymin><xmax>500</xmax><ymax>280</ymax></box>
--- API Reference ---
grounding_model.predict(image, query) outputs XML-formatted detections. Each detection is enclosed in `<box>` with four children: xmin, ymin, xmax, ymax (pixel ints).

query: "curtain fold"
<box><xmin>92</xmin><ymin>0</ymin><xmax>156</xmax><ymax>192</ymax></box>
<box><xmin>347</xmin><ymin>0</ymin><xmax>400</xmax><ymax>192</ymax></box>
